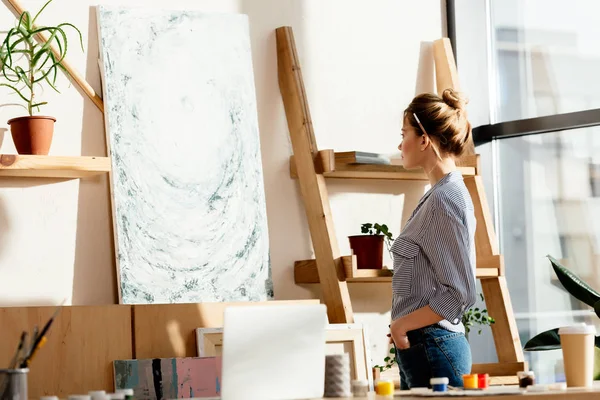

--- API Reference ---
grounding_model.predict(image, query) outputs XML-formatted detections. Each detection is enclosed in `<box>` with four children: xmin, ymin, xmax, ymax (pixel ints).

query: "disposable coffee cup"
<box><xmin>558</xmin><ymin>323</ymin><xmax>596</xmax><ymax>388</ymax></box>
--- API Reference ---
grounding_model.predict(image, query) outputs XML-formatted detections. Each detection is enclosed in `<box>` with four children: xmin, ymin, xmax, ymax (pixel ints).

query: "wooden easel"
<box><xmin>276</xmin><ymin>26</ymin><xmax>526</xmax><ymax>383</ymax></box>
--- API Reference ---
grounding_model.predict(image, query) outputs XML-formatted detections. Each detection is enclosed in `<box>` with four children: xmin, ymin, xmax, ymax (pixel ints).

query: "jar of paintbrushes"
<box><xmin>0</xmin><ymin>368</ymin><xmax>28</xmax><ymax>400</ymax></box>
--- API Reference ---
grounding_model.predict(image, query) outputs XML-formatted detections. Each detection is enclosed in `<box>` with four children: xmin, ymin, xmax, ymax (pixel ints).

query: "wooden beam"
<box><xmin>456</xmin><ymin>154</ymin><xmax>481</xmax><ymax>175</ymax></box>
<box><xmin>290</xmin><ymin>156</ymin><xmax>476</xmax><ymax>180</ymax></box>
<box><xmin>5</xmin><ymin>0</ymin><xmax>104</xmax><ymax>113</ymax></box>
<box><xmin>482</xmin><ymin>277</ymin><xmax>524</xmax><ymax>363</ymax></box>
<box><xmin>464</xmin><ymin>176</ymin><xmax>500</xmax><ymax>261</ymax></box>
<box><xmin>276</xmin><ymin>26</ymin><xmax>318</xmax><ymax>155</ymax></box>
<box><xmin>432</xmin><ymin>38</ymin><xmax>460</xmax><ymax>96</ymax></box>
<box><xmin>0</xmin><ymin>155</ymin><xmax>111</xmax><ymax>178</ymax></box>
<box><xmin>432</xmin><ymin>37</ymin><xmax>475</xmax><ymax>156</ymax></box>
<box><xmin>277</xmin><ymin>26</ymin><xmax>353</xmax><ymax>323</ymax></box>
<box><xmin>295</xmin><ymin>258</ymin><xmax>500</xmax><ymax>284</ymax></box>
<box><xmin>471</xmin><ymin>361</ymin><xmax>527</xmax><ymax>377</ymax></box>
<box><xmin>290</xmin><ymin>150</ymin><xmax>335</xmax><ymax>177</ymax></box>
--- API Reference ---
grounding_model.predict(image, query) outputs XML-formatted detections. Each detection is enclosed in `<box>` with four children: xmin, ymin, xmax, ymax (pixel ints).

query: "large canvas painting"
<box><xmin>113</xmin><ymin>357</ymin><xmax>221</xmax><ymax>399</ymax></box>
<box><xmin>97</xmin><ymin>6</ymin><xmax>273</xmax><ymax>303</ymax></box>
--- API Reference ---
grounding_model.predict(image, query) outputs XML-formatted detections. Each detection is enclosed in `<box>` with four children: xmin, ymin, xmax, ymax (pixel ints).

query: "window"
<box><xmin>491</xmin><ymin>0</ymin><xmax>600</xmax><ymax>122</ymax></box>
<box><xmin>451</xmin><ymin>0</ymin><xmax>600</xmax><ymax>383</ymax></box>
<box><xmin>498</xmin><ymin>128</ymin><xmax>600</xmax><ymax>381</ymax></box>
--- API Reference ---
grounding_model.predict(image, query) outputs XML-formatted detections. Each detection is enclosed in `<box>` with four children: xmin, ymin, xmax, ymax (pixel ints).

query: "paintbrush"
<box><xmin>8</xmin><ymin>331</ymin><xmax>27</xmax><ymax>369</ymax></box>
<box><xmin>0</xmin><ymin>331</ymin><xmax>28</xmax><ymax>399</ymax></box>
<box><xmin>19</xmin><ymin>299</ymin><xmax>65</xmax><ymax>368</ymax></box>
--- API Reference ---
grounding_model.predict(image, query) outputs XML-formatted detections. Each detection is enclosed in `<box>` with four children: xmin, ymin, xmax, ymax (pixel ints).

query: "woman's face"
<box><xmin>398</xmin><ymin>116</ymin><xmax>424</xmax><ymax>169</ymax></box>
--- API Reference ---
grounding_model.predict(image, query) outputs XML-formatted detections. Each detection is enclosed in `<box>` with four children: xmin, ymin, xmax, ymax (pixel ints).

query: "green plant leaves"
<box><xmin>0</xmin><ymin>0</ymin><xmax>83</xmax><ymax>115</ymax></box>
<box><xmin>548</xmin><ymin>255</ymin><xmax>600</xmax><ymax>308</ymax></box>
<box><xmin>524</xmin><ymin>328</ymin><xmax>561</xmax><ymax>351</ymax></box>
<box><xmin>524</xmin><ymin>327</ymin><xmax>600</xmax><ymax>351</ymax></box>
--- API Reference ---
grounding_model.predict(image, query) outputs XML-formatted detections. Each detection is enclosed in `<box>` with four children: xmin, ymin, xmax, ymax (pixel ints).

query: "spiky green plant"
<box><xmin>0</xmin><ymin>0</ymin><xmax>83</xmax><ymax>116</ymax></box>
<box><xmin>524</xmin><ymin>255</ymin><xmax>600</xmax><ymax>379</ymax></box>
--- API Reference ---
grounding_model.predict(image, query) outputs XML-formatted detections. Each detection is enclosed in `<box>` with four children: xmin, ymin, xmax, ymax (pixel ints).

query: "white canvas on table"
<box><xmin>97</xmin><ymin>6</ymin><xmax>273</xmax><ymax>303</ymax></box>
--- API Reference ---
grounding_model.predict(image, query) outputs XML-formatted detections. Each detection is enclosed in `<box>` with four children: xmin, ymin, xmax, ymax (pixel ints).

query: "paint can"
<box><xmin>462</xmin><ymin>374</ymin><xmax>478</xmax><ymax>389</ymax></box>
<box><xmin>0</xmin><ymin>368</ymin><xmax>28</xmax><ymax>400</ymax></box>
<box><xmin>430</xmin><ymin>377</ymin><xmax>449</xmax><ymax>392</ymax></box>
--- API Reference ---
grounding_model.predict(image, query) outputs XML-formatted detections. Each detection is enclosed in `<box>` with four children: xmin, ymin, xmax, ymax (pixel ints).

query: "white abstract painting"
<box><xmin>97</xmin><ymin>6</ymin><xmax>273</xmax><ymax>303</ymax></box>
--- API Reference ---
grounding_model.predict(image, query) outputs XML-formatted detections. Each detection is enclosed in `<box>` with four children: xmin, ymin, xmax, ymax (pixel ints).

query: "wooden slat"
<box><xmin>295</xmin><ymin>258</ymin><xmax>499</xmax><ymax>284</ymax></box>
<box><xmin>482</xmin><ymin>277</ymin><xmax>524</xmax><ymax>363</ymax></box>
<box><xmin>0</xmin><ymin>155</ymin><xmax>111</xmax><ymax>178</ymax></box>
<box><xmin>0</xmin><ymin>305</ymin><xmax>132</xmax><ymax>398</ymax></box>
<box><xmin>456</xmin><ymin>154</ymin><xmax>481</xmax><ymax>175</ymax></box>
<box><xmin>471</xmin><ymin>361</ymin><xmax>527</xmax><ymax>377</ymax></box>
<box><xmin>277</xmin><ymin>26</ymin><xmax>353</xmax><ymax>323</ymax></box>
<box><xmin>433</xmin><ymin>38</ymin><xmax>460</xmax><ymax>97</ymax></box>
<box><xmin>276</xmin><ymin>26</ymin><xmax>317</xmax><ymax>155</ymax></box>
<box><xmin>464</xmin><ymin>176</ymin><xmax>500</xmax><ymax>261</ymax></box>
<box><xmin>432</xmin><ymin>37</ymin><xmax>475</xmax><ymax>157</ymax></box>
<box><xmin>5</xmin><ymin>0</ymin><xmax>104</xmax><ymax>112</ymax></box>
<box><xmin>133</xmin><ymin>300</ymin><xmax>319</xmax><ymax>358</ymax></box>
<box><xmin>290</xmin><ymin>157</ymin><xmax>476</xmax><ymax>180</ymax></box>
<box><xmin>334</xmin><ymin>151</ymin><xmax>391</xmax><ymax>165</ymax></box>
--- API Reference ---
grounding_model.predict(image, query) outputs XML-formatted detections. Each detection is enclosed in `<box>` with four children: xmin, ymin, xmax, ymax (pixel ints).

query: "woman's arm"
<box><xmin>392</xmin><ymin>207</ymin><xmax>476</xmax><ymax>348</ymax></box>
<box><xmin>390</xmin><ymin>306</ymin><xmax>443</xmax><ymax>348</ymax></box>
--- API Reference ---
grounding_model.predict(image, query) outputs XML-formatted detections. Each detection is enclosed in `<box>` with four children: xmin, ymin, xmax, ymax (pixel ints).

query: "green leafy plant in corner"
<box><xmin>0</xmin><ymin>0</ymin><xmax>84</xmax><ymax>115</ymax></box>
<box><xmin>524</xmin><ymin>255</ymin><xmax>600</xmax><ymax>379</ymax></box>
<box><xmin>373</xmin><ymin>293</ymin><xmax>494</xmax><ymax>373</ymax></box>
<box><xmin>361</xmin><ymin>223</ymin><xmax>394</xmax><ymax>259</ymax></box>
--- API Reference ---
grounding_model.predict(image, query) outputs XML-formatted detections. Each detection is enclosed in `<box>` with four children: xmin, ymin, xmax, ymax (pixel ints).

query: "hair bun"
<box><xmin>442</xmin><ymin>88</ymin><xmax>467</xmax><ymax>111</ymax></box>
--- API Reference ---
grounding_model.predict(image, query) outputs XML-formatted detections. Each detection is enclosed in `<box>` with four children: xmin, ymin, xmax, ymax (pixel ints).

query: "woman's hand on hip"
<box><xmin>390</xmin><ymin>319</ymin><xmax>410</xmax><ymax>350</ymax></box>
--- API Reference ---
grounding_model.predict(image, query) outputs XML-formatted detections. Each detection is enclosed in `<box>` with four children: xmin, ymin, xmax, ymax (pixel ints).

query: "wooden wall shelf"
<box><xmin>290</xmin><ymin>151</ymin><xmax>476</xmax><ymax>181</ymax></box>
<box><xmin>294</xmin><ymin>255</ymin><xmax>502</xmax><ymax>284</ymax></box>
<box><xmin>0</xmin><ymin>154</ymin><xmax>111</xmax><ymax>178</ymax></box>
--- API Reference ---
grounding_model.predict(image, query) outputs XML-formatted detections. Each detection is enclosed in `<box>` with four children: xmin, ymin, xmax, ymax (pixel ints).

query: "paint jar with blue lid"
<box><xmin>430</xmin><ymin>377</ymin><xmax>449</xmax><ymax>392</ymax></box>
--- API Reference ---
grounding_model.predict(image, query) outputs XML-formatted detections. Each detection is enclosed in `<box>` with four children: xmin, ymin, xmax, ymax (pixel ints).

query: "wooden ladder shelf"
<box><xmin>275</xmin><ymin>26</ymin><xmax>525</xmax><ymax>384</ymax></box>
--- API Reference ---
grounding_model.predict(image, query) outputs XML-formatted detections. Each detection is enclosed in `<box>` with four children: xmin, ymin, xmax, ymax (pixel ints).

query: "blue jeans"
<box><xmin>394</xmin><ymin>325</ymin><xmax>471</xmax><ymax>390</ymax></box>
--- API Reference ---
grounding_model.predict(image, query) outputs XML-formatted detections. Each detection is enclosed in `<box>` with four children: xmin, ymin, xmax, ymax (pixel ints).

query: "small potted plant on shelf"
<box><xmin>0</xmin><ymin>0</ymin><xmax>83</xmax><ymax>155</ymax></box>
<box><xmin>348</xmin><ymin>223</ymin><xmax>394</xmax><ymax>269</ymax></box>
<box><xmin>523</xmin><ymin>255</ymin><xmax>600</xmax><ymax>379</ymax></box>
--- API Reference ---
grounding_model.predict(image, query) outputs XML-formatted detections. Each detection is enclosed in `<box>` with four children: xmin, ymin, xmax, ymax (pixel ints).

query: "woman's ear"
<box><xmin>421</xmin><ymin>133</ymin><xmax>430</xmax><ymax>152</ymax></box>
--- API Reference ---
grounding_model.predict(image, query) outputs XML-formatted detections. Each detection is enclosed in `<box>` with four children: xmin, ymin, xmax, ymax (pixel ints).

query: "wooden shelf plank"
<box><xmin>290</xmin><ymin>152</ymin><xmax>476</xmax><ymax>181</ymax></box>
<box><xmin>295</xmin><ymin>257</ymin><xmax>498</xmax><ymax>284</ymax></box>
<box><xmin>0</xmin><ymin>155</ymin><xmax>110</xmax><ymax>178</ymax></box>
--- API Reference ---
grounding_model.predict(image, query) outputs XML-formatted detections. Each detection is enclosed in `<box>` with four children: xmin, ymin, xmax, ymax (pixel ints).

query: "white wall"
<box><xmin>0</xmin><ymin>0</ymin><xmax>443</xmax><ymax>365</ymax></box>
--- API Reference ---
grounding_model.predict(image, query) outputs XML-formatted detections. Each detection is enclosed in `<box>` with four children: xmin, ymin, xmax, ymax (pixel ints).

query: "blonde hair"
<box><xmin>404</xmin><ymin>88</ymin><xmax>474</xmax><ymax>158</ymax></box>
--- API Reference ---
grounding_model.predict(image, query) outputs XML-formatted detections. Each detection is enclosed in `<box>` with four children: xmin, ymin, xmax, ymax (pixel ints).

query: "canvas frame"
<box><xmin>195</xmin><ymin>323</ymin><xmax>373</xmax><ymax>389</ymax></box>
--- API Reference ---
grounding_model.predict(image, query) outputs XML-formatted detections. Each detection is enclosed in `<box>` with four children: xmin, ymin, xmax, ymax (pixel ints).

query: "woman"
<box><xmin>389</xmin><ymin>88</ymin><xmax>477</xmax><ymax>389</ymax></box>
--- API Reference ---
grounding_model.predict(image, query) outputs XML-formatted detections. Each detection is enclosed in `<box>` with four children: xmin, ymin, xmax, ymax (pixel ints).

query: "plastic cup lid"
<box><xmin>115</xmin><ymin>389</ymin><xmax>134</xmax><ymax>396</ymax></box>
<box><xmin>89</xmin><ymin>391</ymin><xmax>106</xmax><ymax>396</ymax></box>
<box><xmin>558</xmin><ymin>323</ymin><xmax>596</xmax><ymax>335</ymax></box>
<box><xmin>430</xmin><ymin>377</ymin><xmax>449</xmax><ymax>384</ymax></box>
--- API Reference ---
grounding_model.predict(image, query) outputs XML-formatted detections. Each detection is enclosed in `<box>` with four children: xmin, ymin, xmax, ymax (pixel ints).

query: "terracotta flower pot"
<box><xmin>8</xmin><ymin>115</ymin><xmax>56</xmax><ymax>155</ymax></box>
<box><xmin>348</xmin><ymin>235</ymin><xmax>384</xmax><ymax>269</ymax></box>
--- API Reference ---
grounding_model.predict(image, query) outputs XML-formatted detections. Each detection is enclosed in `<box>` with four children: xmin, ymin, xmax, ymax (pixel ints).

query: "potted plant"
<box><xmin>374</xmin><ymin>293</ymin><xmax>495</xmax><ymax>374</ymax></box>
<box><xmin>523</xmin><ymin>255</ymin><xmax>600</xmax><ymax>379</ymax></box>
<box><xmin>0</xmin><ymin>0</ymin><xmax>83</xmax><ymax>155</ymax></box>
<box><xmin>349</xmin><ymin>223</ymin><xmax>394</xmax><ymax>269</ymax></box>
